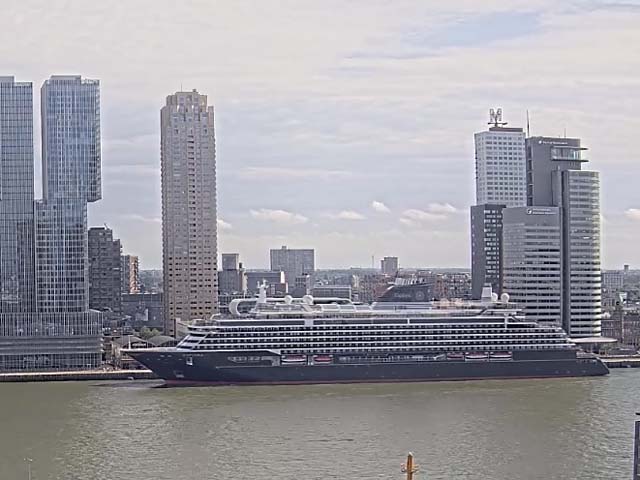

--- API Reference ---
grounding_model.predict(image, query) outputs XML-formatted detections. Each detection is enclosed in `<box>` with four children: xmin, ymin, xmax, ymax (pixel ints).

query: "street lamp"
<box><xmin>24</xmin><ymin>458</ymin><xmax>32</xmax><ymax>480</ymax></box>
<box><xmin>634</xmin><ymin>413</ymin><xmax>640</xmax><ymax>480</ymax></box>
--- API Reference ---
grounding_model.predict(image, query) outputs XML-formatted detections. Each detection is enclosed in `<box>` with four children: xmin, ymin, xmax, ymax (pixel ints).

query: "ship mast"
<box><xmin>401</xmin><ymin>452</ymin><xmax>419</xmax><ymax>480</ymax></box>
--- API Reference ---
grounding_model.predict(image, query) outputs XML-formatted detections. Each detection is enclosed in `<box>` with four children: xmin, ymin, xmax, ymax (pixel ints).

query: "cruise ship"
<box><xmin>126</xmin><ymin>286</ymin><xmax>608</xmax><ymax>386</ymax></box>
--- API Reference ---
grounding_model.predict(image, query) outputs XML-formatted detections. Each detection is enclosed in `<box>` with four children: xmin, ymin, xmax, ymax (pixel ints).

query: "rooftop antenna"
<box><xmin>526</xmin><ymin>109</ymin><xmax>531</xmax><ymax>137</ymax></box>
<box><xmin>488</xmin><ymin>108</ymin><xmax>507</xmax><ymax>128</ymax></box>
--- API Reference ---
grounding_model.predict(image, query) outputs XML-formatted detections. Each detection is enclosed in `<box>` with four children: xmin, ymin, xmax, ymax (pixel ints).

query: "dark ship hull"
<box><xmin>128</xmin><ymin>349</ymin><xmax>609</xmax><ymax>386</ymax></box>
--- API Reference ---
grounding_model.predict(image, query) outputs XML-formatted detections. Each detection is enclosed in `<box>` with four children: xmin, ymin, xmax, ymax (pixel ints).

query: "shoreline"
<box><xmin>0</xmin><ymin>369</ymin><xmax>157</xmax><ymax>383</ymax></box>
<box><xmin>0</xmin><ymin>358</ymin><xmax>637</xmax><ymax>384</ymax></box>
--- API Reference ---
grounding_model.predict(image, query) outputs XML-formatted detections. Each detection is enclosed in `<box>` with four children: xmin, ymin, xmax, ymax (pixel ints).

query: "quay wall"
<box><xmin>0</xmin><ymin>369</ymin><xmax>157</xmax><ymax>383</ymax></box>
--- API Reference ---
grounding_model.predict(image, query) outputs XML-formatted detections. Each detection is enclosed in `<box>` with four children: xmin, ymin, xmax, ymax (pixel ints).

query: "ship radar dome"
<box><xmin>491</xmin><ymin>292</ymin><xmax>499</xmax><ymax>302</ymax></box>
<box><xmin>500</xmin><ymin>293</ymin><xmax>510</xmax><ymax>303</ymax></box>
<box><xmin>302</xmin><ymin>295</ymin><xmax>314</xmax><ymax>305</ymax></box>
<box><xmin>284</xmin><ymin>295</ymin><xmax>293</xmax><ymax>305</ymax></box>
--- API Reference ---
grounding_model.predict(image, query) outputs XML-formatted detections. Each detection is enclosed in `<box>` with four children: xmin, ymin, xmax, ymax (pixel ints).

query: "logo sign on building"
<box><xmin>526</xmin><ymin>208</ymin><xmax>556</xmax><ymax>215</ymax></box>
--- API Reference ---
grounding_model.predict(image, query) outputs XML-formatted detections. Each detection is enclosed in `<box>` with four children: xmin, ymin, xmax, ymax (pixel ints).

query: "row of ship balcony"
<box><xmin>181</xmin><ymin>338</ymin><xmax>570</xmax><ymax>349</ymax></box>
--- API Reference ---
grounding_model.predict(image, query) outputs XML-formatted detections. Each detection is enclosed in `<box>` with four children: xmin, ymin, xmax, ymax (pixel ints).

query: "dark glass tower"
<box><xmin>0</xmin><ymin>75</ymin><xmax>103</xmax><ymax>371</ymax></box>
<box><xmin>0</xmin><ymin>77</ymin><xmax>36</xmax><ymax>313</ymax></box>
<box><xmin>37</xmin><ymin>75</ymin><xmax>101</xmax><ymax>313</ymax></box>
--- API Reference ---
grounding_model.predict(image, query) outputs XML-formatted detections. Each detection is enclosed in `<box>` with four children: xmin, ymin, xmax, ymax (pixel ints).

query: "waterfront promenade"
<box><xmin>0</xmin><ymin>369</ymin><xmax>157</xmax><ymax>382</ymax></box>
<box><xmin>601</xmin><ymin>356</ymin><xmax>640</xmax><ymax>368</ymax></box>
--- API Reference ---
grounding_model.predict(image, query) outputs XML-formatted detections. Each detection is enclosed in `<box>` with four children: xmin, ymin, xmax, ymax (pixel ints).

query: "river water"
<box><xmin>1</xmin><ymin>370</ymin><xmax>639</xmax><ymax>479</ymax></box>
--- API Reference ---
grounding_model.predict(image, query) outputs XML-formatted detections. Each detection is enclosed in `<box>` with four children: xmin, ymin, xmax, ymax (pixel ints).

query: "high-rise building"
<box><xmin>471</xmin><ymin>108</ymin><xmax>527</xmax><ymax>299</ymax></box>
<box><xmin>380</xmin><ymin>256</ymin><xmax>399</xmax><ymax>276</ymax></box>
<box><xmin>0</xmin><ymin>77</ymin><xmax>36</xmax><ymax>313</ymax></box>
<box><xmin>218</xmin><ymin>253</ymin><xmax>247</xmax><ymax>295</ymax></box>
<box><xmin>37</xmin><ymin>75</ymin><xmax>101</xmax><ymax>313</ymax></box>
<box><xmin>0</xmin><ymin>75</ymin><xmax>102</xmax><ymax>371</ymax></box>
<box><xmin>88</xmin><ymin>226</ymin><xmax>122</xmax><ymax>315</ymax></box>
<box><xmin>470</xmin><ymin>204</ymin><xmax>504</xmax><ymax>298</ymax></box>
<box><xmin>502</xmin><ymin>206</ymin><xmax>562</xmax><ymax>324</ymax></box>
<box><xmin>470</xmin><ymin>110</ymin><xmax>526</xmax><ymax>299</ymax></box>
<box><xmin>474</xmin><ymin>109</ymin><xmax>526</xmax><ymax>207</ymax></box>
<box><xmin>121</xmin><ymin>254</ymin><xmax>140</xmax><ymax>294</ymax></box>
<box><xmin>221</xmin><ymin>253</ymin><xmax>240</xmax><ymax>271</ymax></box>
<box><xmin>161</xmin><ymin>90</ymin><xmax>218</xmax><ymax>336</ymax></box>
<box><xmin>558</xmin><ymin>169</ymin><xmax>602</xmax><ymax>337</ymax></box>
<box><xmin>270</xmin><ymin>246</ymin><xmax>314</xmax><ymax>286</ymax></box>
<box><xmin>602</xmin><ymin>271</ymin><xmax>624</xmax><ymax>295</ymax></box>
<box><xmin>503</xmin><ymin>136</ymin><xmax>602</xmax><ymax>337</ymax></box>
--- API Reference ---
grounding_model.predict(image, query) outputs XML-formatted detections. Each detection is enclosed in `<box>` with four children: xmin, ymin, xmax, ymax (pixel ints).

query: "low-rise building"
<box><xmin>311</xmin><ymin>285</ymin><xmax>352</xmax><ymax>300</ymax></box>
<box><xmin>121</xmin><ymin>293</ymin><xmax>164</xmax><ymax>331</ymax></box>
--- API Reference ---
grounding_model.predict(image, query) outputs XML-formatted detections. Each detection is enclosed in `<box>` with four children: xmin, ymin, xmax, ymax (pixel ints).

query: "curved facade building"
<box><xmin>560</xmin><ymin>170</ymin><xmax>602</xmax><ymax>337</ymax></box>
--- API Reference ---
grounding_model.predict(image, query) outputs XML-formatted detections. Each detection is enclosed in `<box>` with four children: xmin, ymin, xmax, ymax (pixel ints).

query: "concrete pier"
<box><xmin>601</xmin><ymin>356</ymin><xmax>640</xmax><ymax>368</ymax></box>
<box><xmin>0</xmin><ymin>369</ymin><xmax>157</xmax><ymax>383</ymax></box>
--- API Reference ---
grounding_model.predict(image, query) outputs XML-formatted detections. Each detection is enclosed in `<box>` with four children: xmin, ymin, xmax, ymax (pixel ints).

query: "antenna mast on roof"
<box><xmin>526</xmin><ymin>109</ymin><xmax>531</xmax><ymax>137</ymax></box>
<box><xmin>488</xmin><ymin>108</ymin><xmax>507</xmax><ymax>128</ymax></box>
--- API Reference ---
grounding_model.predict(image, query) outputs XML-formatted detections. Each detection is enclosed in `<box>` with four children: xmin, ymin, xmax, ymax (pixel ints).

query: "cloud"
<box><xmin>324</xmin><ymin>210</ymin><xmax>366</xmax><ymax>220</ymax></box>
<box><xmin>237</xmin><ymin>166</ymin><xmax>353</xmax><ymax>180</ymax></box>
<box><xmin>250</xmin><ymin>208</ymin><xmax>308</xmax><ymax>224</ymax></box>
<box><xmin>217</xmin><ymin>218</ymin><xmax>233</xmax><ymax>230</ymax></box>
<box><xmin>400</xmin><ymin>208</ymin><xmax>447</xmax><ymax>225</ymax></box>
<box><xmin>16</xmin><ymin>1</ymin><xmax>640</xmax><ymax>269</ymax></box>
<box><xmin>625</xmin><ymin>208</ymin><xmax>640</xmax><ymax>220</ymax></box>
<box><xmin>427</xmin><ymin>202</ymin><xmax>458</xmax><ymax>214</ymax></box>
<box><xmin>371</xmin><ymin>200</ymin><xmax>391</xmax><ymax>213</ymax></box>
<box><xmin>399</xmin><ymin>203</ymin><xmax>460</xmax><ymax>227</ymax></box>
<box><xmin>119</xmin><ymin>213</ymin><xmax>161</xmax><ymax>224</ymax></box>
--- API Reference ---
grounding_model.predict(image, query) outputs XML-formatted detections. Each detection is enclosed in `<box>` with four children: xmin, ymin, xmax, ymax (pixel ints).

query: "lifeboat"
<box><xmin>490</xmin><ymin>352</ymin><xmax>513</xmax><ymax>361</ymax></box>
<box><xmin>464</xmin><ymin>352</ymin><xmax>489</xmax><ymax>361</ymax></box>
<box><xmin>281</xmin><ymin>354</ymin><xmax>307</xmax><ymax>364</ymax></box>
<box><xmin>312</xmin><ymin>355</ymin><xmax>333</xmax><ymax>364</ymax></box>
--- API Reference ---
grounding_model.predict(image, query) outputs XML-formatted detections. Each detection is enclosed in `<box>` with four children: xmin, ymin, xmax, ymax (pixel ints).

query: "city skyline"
<box><xmin>3</xmin><ymin>1</ymin><xmax>640</xmax><ymax>270</ymax></box>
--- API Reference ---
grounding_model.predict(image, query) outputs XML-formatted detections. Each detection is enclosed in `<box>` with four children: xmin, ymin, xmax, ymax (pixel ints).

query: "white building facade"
<box><xmin>474</xmin><ymin>126</ymin><xmax>526</xmax><ymax>207</ymax></box>
<box><xmin>557</xmin><ymin>169</ymin><xmax>602</xmax><ymax>337</ymax></box>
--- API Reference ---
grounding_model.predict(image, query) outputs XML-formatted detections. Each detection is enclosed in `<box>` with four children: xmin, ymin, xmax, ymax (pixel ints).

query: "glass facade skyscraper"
<box><xmin>37</xmin><ymin>76</ymin><xmax>101</xmax><ymax>313</ymax></box>
<box><xmin>503</xmin><ymin>136</ymin><xmax>602</xmax><ymax>338</ymax></box>
<box><xmin>41</xmin><ymin>76</ymin><xmax>101</xmax><ymax>203</ymax></box>
<box><xmin>0</xmin><ymin>77</ymin><xmax>36</xmax><ymax>313</ymax></box>
<box><xmin>0</xmin><ymin>75</ymin><xmax>102</xmax><ymax>371</ymax></box>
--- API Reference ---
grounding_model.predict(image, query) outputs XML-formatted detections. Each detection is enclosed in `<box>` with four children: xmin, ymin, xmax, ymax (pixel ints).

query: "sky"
<box><xmin>2</xmin><ymin>0</ymin><xmax>640</xmax><ymax>270</ymax></box>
